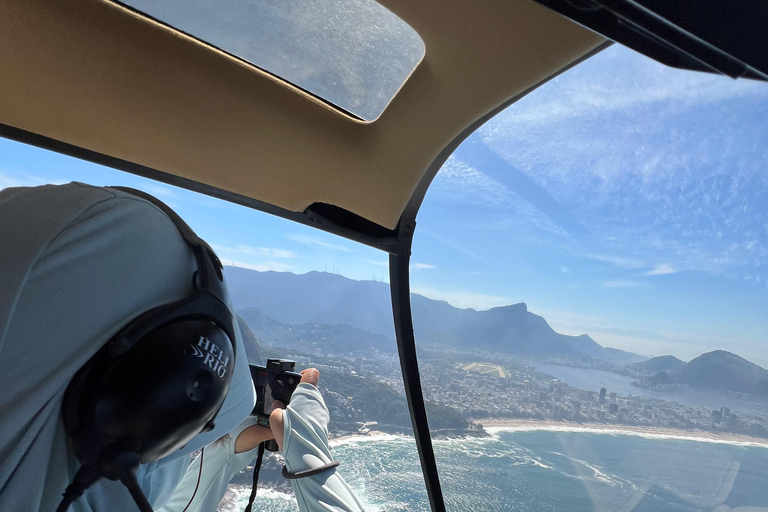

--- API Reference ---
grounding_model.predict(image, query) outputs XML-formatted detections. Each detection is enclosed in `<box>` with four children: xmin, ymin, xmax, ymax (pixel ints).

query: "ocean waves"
<box><xmin>224</xmin><ymin>429</ymin><xmax>768</xmax><ymax>512</ymax></box>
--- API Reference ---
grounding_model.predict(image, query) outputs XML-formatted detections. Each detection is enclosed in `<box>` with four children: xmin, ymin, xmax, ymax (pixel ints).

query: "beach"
<box><xmin>328</xmin><ymin>420</ymin><xmax>768</xmax><ymax>448</ymax></box>
<box><xmin>476</xmin><ymin>418</ymin><xmax>768</xmax><ymax>447</ymax></box>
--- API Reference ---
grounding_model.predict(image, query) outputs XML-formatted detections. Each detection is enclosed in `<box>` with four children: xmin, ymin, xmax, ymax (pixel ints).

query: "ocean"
<box><xmin>227</xmin><ymin>429</ymin><xmax>768</xmax><ymax>512</ymax></box>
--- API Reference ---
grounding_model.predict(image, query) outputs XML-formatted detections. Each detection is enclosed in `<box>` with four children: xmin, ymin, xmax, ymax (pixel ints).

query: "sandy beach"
<box><xmin>326</xmin><ymin>420</ymin><xmax>768</xmax><ymax>448</ymax></box>
<box><xmin>476</xmin><ymin>418</ymin><xmax>768</xmax><ymax>447</ymax></box>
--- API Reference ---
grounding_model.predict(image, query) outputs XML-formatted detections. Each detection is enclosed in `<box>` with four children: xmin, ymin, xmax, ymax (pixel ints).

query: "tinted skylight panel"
<box><xmin>119</xmin><ymin>0</ymin><xmax>425</xmax><ymax>121</ymax></box>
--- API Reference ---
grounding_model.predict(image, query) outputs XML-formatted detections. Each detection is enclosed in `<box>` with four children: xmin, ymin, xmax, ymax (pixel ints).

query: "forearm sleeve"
<box><xmin>282</xmin><ymin>383</ymin><xmax>365</xmax><ymax>512</ymax></box>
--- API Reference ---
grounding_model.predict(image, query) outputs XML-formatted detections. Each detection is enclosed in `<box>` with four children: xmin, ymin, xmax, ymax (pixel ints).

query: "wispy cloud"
<box><xmin>645</xmin><ymin>263</ymin><xmax>677</xmax><ymax>275</ymax></box>
<box><xmin>221</xmin><ymin>259</ymin><xmax>292</xmax><ymax>272</ymax></box>
<box><xmin>468</xmin><ymin>44</ymin><xmax>768</xmax><ymax>285</ymax></box>
<box><xmin>410</xmin><ymin>286</ymin><xmax>511</xmax><ymax>310</ymax></box>
<box><xmin>419</xmin><ymin>228</ymin><xmax>485</xmax><ymax>263</ymax></box>
<box><xmin>560</xmin><ymin>266</ymin><xmax>569</xmax><ymax>274</ymax></box>
<box><xmin>411</xmin><ymin>262</ymin><xmax>437</xmax><ymax>270</ymax></box>
<box><xmin>0</xmin><ymin>171</ymin><xmax>63</xmax><ymax>191</ymax></box>
<box><xmin>603</xmin><ymin>280</ymin><xmax>649</xmax><ymax>288</ymax></box>
<box><xmin>432</xmin><ymin>157</ymin><xmax>511</xmax><ymax>209</ymax></box>
<box><xmin>212</xmin><ymin>244</ymin><xmax>296</xmax><ymax>274</ymax></box>
<box><xmin>212</xmin><ymin>243</ymin><xmax>296</xmax><ymax>258</ymax></box>
<box><xmin>585</xmin><ymin>253</ymin><xmax>646</xmax><ymax>269</ymax></box>
<box><xmin>138</xmin><ymin>183</ymin><xmax>177</xmax><ymax>198</ymax></box>
<box><xmin>367</xmin><ymin>259</ymin><xmax>389</xmax><ymax>267</ymax></box>
<box><xmin>286</xmin><ymin>234</ymin><xmax>351</xmax><ymax>252</ymax></box>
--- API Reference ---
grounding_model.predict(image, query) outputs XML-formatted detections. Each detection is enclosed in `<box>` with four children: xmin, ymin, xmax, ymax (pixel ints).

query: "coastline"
<box><xmin>327</xmin><ymin>421</ymin><xmax>768</xmax><ymax>448</ymax></box>
<box><xmin>329</xmin><ymin>429</ymin><xmax>396</xmax><ymax>447</ymax></box>
<box><xmin>476</xmin><ymin>418</ymin><xmax>768</xmax><ymax>447</ymax></box>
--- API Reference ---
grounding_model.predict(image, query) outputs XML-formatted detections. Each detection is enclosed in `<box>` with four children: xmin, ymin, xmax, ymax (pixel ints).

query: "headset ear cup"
<box><xmin>64</xmin><ymin>319</ymin><xmax>234</xmax><ymax>464</ymax></box>
<box><xmin>62</xmin><ymin>348</ymin><xmax>115</xmax><ymax>464</ymax></box>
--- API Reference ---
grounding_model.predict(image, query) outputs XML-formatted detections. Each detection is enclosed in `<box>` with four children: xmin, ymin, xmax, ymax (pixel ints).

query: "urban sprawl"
<box><xmin>278</xmin><ymin>346</ymin><xmax>768</xmax><ymax>440</ymax></box>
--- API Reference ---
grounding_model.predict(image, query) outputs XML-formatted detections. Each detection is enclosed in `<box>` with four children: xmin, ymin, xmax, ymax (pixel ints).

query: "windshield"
<box><xmin>411</xmin><ymin>44</ymin><xmax>768</xmax><ymax>511</ymax></box>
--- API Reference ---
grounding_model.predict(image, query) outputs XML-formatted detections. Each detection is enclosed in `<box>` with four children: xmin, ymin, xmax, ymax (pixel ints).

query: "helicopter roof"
<box><xmin>0</xmin><ymin>0</ymin><xmax>604</xmax><ymax>231</ymax></box>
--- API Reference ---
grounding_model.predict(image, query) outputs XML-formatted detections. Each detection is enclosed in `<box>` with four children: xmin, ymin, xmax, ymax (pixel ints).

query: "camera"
<box><xmin>249</xmin><ymin>359</ymin><xmax>302</xmax><ymax>427</ymax></box>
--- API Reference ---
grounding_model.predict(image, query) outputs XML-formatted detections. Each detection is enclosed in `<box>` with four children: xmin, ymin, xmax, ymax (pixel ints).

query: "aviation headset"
<box><xmin>57</xmin><ymin>187</ymin><xmax>237</xmax><ymax>512</ymax></box>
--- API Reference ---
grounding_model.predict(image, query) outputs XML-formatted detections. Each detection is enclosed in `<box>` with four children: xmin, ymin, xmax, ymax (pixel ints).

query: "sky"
<box><xmin>1</xmin><ymin>45</ymin><xmax>767</xmax><ymax>366</ymax></box>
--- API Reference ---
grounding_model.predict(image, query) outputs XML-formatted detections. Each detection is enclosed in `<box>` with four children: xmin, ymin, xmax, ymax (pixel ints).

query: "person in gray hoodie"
<box><xmin>0</xmin><ymin>182</ymin><xmax>363</xmax><ymax>512</ymax></box>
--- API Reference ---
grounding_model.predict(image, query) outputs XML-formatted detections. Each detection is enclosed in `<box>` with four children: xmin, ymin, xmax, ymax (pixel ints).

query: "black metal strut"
<box><xmin>389</xmin><ymin>244</ymin><xmax>446</xmax><ymax>512</ymax></box>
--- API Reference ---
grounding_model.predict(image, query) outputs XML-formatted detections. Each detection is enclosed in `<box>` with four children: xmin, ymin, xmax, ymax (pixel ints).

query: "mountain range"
<box><xmin>675</xmin><ymin>350</ymin><xmax>768</xmax><ymax>396</ymax></box>
<box><xmin>633</xmin><ymin>355</ymin><xmax>686</xmax><ymax>373</ymax></box>
<box><xmin>635</xmin><ymin>351</ymin><xmax>768</xmax><ymax>397</ymax></box>
<box><xmin>227</xmin><ymin>267</ymin><xmax>768</xmax><ymax>397</ymax></box>
<box><xmin>224</xmin><ymin>266</ymin><xmax>642</xmax><ymax>362</ymax></box>
<box><xmin>237</xmin><ymin>307</ymin><xmax>395</xmax><ymax>356</ymax></box>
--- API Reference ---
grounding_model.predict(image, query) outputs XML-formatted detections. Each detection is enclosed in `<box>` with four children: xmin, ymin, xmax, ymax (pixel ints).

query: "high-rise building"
<box><xmin>599</xmin><ymin>387</ymin><xmax>607</xmax><ymax>404</ymax></box>
<box><xmin>355</xmin><ymin>357</ymin><xmax>364</xmax><ymax>374</ymax></box>
<box><xmin>609</xmin><ymin>392</ymin><xmax>617</xmax><ymax>403</ymax></box>
<box><xmin>571</xmin><ymin>400</ymin><xmax>581</xmax><ymax>420</ymax></box>
<box><xmin>609</xmin><ymin>403</ymin><xmax>619</xmax><ymax>414</ymax></box>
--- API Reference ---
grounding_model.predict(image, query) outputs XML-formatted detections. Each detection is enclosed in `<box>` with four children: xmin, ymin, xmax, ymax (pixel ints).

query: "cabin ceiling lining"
<box><xmin>0</xmin><ymin>0</ymin><xmax>604</xmax><ymax>230</ymax></box>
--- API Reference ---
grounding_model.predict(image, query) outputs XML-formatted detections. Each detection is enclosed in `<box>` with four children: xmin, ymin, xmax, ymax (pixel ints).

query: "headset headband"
<box><xmin>108</xmin><ymin>186</ymin><xmax>236</xmax><ymax>356</ymax></box>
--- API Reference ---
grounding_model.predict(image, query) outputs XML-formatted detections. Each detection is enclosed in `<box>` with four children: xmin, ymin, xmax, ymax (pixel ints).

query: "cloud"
<box><xmin>431</xmin><ymin>156</ymin><xmax>572</xmax><ymax>238</ymax></box>
<box><xmin>220</xmin><ymin>259</ymin><xmax>293</xmax><ymax>272</ymax></box>
<box><xmin>138</xmin><ymin>183</ymin><xmax>177</xmax><ymax>198</ymax></box>
<box><xmin>411</xmin><ymin>262</ymin><xmax>437</xmax><ymax>270</ymax></box>
<box><xmin>212</xmin><ymin>244</ymin><xmax>296</xmax><ymax>273</ymax></box>
<box><xmin>645</xmin><ymin>263</ymin><xmax>677</xmax><ymax>275</ymax></box>
<box><xmin>603</xmin><ymin>280</ymin><xmax>649</xmax><ymax>288</ymax></box>
<box><xmin>410</xmin><ymin>286</ymin><xmax>511</xmax><ymax>310</ymax></box>
<box><xmin>234</xmin><ymin>245</ymin><xmax>296</xmax><ymax>258</ymax></box>
<box><xmin>211</xmin><ymin>243</ymin><xmax>297</xmax><ymax>258</ymax></box>
<box><xmin>286</xmin><ymin>234</ymin><xmax>351</xmax><ymax>252</ymax></box>
<box><xmin>0</xmin><ymin>171</ymin><xmax>64</xmax><ymax>191</ymax></box>
<box><xmin>418</xmin><ymin>228</ymin><xmax>485</xmax><ymax>263</ymax></box>
<box><xmin>367</xmin><ymin>259</ymin><xmax>389</xmax><ymax>267</ymax></box>
<box><xmin>432</xmin><ymin>157</ymin><xmax>511</xmax><ymax>209</ymax></box>
<box><xmin>467</xmin><ymin>45</ymin><xmax>768</xmax><ymax>284</ymax></box>
<box><xmin>585</xmin><ymin>253</ymin><xmax>646</xmax><ymax>269</ymax></box>
<box><xmin>560</xmin><ymin>266</ymin><xmax>569</xmax><ymax>273</ymax></box>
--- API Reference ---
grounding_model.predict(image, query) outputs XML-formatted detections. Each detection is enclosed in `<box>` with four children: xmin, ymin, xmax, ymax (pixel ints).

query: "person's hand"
<box><xmin>299</xmin><ymin>368</ymin><xmax>319</xmax><ymax>387</ymax></box>
<box><xmin>234</xmin><ymin>399</ymin><xmax>284</xmax><ymax>454</ymax></box>
<box><xmin>269</xmin><ymin>368</ymin><xmax>320</xmax><ymax>450</ymax></box>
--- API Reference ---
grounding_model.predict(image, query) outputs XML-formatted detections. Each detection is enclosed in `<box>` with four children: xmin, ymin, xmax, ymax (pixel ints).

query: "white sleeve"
<box><xmin>282</xmin><ymin>383</ymin><xmax>365</xmax><ymax>512</ymax></box>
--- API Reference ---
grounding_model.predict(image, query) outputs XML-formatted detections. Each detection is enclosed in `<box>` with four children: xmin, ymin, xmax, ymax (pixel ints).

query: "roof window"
<box><xmin>117</xmin><ymin>0</ymin><xmax>425</xmax><ymax>121</ymax></box>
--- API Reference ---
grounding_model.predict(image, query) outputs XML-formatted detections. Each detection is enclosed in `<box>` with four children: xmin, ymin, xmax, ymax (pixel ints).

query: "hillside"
<box><xmin>675</xmin><ymin>350</ymin><xmax>768</xmax><ymax>396</ymax></box>
<box><xmin>224</xmin><ymin>266</ymin><xmax>642</xmax><ymax>362</ymax></box>
<box><xmin>318</xmin><ymin>369</ymin><xmax>468</xmax><ymax>431</ymax></box>
<box><xmin>225</xmin><ymin>266</ymin><xmax>395</xmax><ymax>336</ymax></box>
<box><xmin>634</xmin><ymin>355</ymin><xmax>686</xmax><ymax>373</ymax></box>
<box><xmin>238</xmin><ymin>307</ymin><xmax>396</xmax><ymax>356</ymax></box>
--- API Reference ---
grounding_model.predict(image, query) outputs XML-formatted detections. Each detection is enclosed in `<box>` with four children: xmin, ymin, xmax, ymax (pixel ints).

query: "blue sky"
<box><xmin>1</xmin><ymin>46</ymin><xmax>767</xmax><ymax>366</ymax></box>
